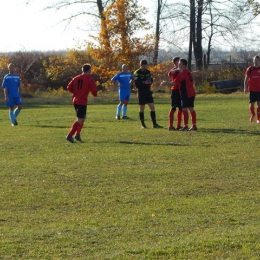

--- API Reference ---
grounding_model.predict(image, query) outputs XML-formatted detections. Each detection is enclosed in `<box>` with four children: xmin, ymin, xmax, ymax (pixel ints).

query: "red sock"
<box><xmin>76</xmin><ymin>122</ymin><xmax>84</xmax><ymax>135</ymax></box>
<box><xmin>257</xmin><ymin>107</ymin><xmax>260</xmax><ymax>120</ymax></box>
<box><xmin>250</xmin><ymin>105</ymin><xmax>255</xmax><ymax>117</ymax></box>
<box><xmin>190</xmin><ymin>110</ymin><xmax>196</xmax><ymax>126</ymax></box>
<box><xmin>68</xmin><ymin>121</ymin><xmax>80</xmax><ymax>137</ymax></box>
<box><xmin>182</xmin><ymin>110</ymin><xmax>189</xmax><ymax>126</ymax></box>
<box><xmin>177</xmin><ymin>110</ymin><xmax>182</xmax><ymax>127</ymax></box>
<box><xmin>168</xmin><ymin>109</ymin><xmax>174</xmax><ymax>127</ymax></box>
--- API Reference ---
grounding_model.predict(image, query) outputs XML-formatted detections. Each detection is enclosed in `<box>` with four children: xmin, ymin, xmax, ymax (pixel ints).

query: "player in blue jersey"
<box><xmin>111</xmin><ymin>64</ymin><xmax>134</xmax><ymax>119</ymax></box>
<box><xmin>1</xmin><ymin>63</ymin><xmax>22</xmax><ymax>126</ymax></box>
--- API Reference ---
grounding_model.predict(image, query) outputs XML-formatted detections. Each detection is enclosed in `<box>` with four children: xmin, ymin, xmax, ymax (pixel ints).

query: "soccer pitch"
<box><xmin>0</xmin><ymin>93</ymin><xmax>260</xmax><ymax>259</ymax></box>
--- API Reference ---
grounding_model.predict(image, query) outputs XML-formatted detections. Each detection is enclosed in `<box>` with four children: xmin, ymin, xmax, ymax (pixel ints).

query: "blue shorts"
<box><xmin>5</xmin><ymin>97</ymin><xmax>22</xmax><ymax>107</ymax></box>
<box><xmin>119</xmin><ymin>90</ymin><xmax>130</xmax><ymax>102</ymax></box>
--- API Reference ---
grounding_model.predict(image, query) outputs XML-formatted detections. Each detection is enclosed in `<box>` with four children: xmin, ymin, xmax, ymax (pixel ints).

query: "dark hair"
<box><xmin>140</xmin><ymin>59</ymin><xmax>148</xmax><ymax>65</ymax></box>
<box><xmin>172</xmin><ymin>57</ymin><xmax>180</xmax><ymax>64</ymax></box>
<box><xmin>254</xmin><ymin>55</ymin><xmax>260</xmax><ymax>60</ymax></box>
<box><xmin>82</xmin><ymin>63</ymin><xmax>91</xmax><ymax>73</ymax></box>
<box><xmin>179</xmin><ymin>58</ymin><xmax>188</xmax><ymax>67</ymax></box>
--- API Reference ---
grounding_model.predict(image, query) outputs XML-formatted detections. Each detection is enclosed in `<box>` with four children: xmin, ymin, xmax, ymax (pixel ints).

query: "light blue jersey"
<box><xmin>112</xmin><ymin>72</ymin><xmax>134</xmax><ymax>92</ymax></box>
<box><xmin>2</xmin><ymin>74</ymin><xmax>21</xmax><ymax>98</ymax></box>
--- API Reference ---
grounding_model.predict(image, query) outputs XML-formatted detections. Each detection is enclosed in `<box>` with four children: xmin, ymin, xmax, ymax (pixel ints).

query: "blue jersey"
<box><xmin>112</xmin><ymin>72</ymin><xmax>134</xmax><ymax>92</ymax></box>
<box><xmin>2</xmin><ymin>74</ymin><xmax>21</xmax><ymax>98</ymax></box>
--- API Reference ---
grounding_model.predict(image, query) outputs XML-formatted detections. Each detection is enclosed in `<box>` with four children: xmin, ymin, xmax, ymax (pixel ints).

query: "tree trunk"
<box><xmin>193</xmin><ymin>0</ymin><xmax>203</xmax><ymax>70</ymax></box>
<box><xmin>153</xmin><ymin>0</ymin><xmax>162</xmax><ymax>65</ymax></box>
<box><xmin>189</xmin><ymin>0</ymin><xmax>195</xmax><ymax>70</ymax></box>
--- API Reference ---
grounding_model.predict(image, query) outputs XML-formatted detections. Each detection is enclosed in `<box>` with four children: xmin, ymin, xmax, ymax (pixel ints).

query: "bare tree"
<box><xmin>159</xmin><ymin>0</ymin><xmax>257</xmax><ymax>68</ymax></box>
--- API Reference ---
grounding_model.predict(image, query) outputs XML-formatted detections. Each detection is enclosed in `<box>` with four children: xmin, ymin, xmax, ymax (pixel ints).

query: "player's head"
<box><xmin>82</xmin><ymin>63</ymin><xmax>91</xmax><ymax>74</ymax></box>
<box><xmin>178</xmin><ymin>58</ymin><xmax>188</xmax><ymax>71</ymax></box>
<box><xmin>140</xmin><ymin>59</ymin><xmax>148</xmax><ymax>70</ymax></box>
<box><xmin>8</xmin><ymin>63</ymin><xmax>15</xmax><ymax>73</ymax></box>
<box><xmin>172</xmin><ymin>57</ymin><xmax>180</xmax><ymax>66</ymax></box>
<box><xmin>253</xmin><ymin>55</ymin><xmax>260</xmax><ymax>66</ymax></box>
<box><xmin>122</xmin><ymin>64</ymin><xmax>127</xmax><ymax>72</ymax></box>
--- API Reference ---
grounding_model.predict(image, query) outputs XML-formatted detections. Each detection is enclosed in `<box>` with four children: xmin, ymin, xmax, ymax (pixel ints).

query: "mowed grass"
<box><xmin>0</xmin><ymin>92</ymin><xmax>260</xmax><ymax>259</ymax></box>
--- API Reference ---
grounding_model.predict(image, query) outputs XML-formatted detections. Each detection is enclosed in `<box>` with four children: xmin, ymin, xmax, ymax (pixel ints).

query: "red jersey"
<box><xmin>168</xmin><ymin>66</ymin><xmax>180</xmax><ymax>90</ymax></box>
<box><xmin>246</xmin><ymin>65</ymin><xmax>260</xmax><ymax>92</ymax></box>
<box><xmin>174</xmin><ymin>69</ymin><xmax>196</xmax><ymax>98</ymax></box>
<box><xmin>67</xmin><ymin>74</ymin><xmax>98</xmax><ymax>105</ymax></box>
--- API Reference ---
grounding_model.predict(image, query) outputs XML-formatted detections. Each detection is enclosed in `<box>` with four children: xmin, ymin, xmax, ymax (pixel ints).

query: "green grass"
<box><xmin>1</xmin><ymin>92</ymin><xmax>260</xmax><ymax>259</ymax></box>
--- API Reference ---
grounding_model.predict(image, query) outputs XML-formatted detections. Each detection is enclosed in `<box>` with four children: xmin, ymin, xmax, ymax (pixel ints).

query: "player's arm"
<box><xmin>112</xmin><ymin>79</ymin><xmax>119</xmax><ymax>87</ymax></box>
<box><xmin>133</xmin><ymin>72</ymin><xmax>142</xmax><ymax>89</ymax></box>
<box><xmin>18</xmin><ymin>82</ymin><xmax>22</xmax><ymax>96</ymax></box>
<box><xmin>168</xmin><ymin>69</ymin><xmax>179</xmax><ymax>76</ymax></box>
<box><xmin>3</xmin><ymin>87</ymin><xmax>9</xmax><ymax>102</ymax></box>
<box><xmin>111</xmin><ymin>75</ymin><xmax>119</xmax><ymax>87</ymax></box>
<box><xmin>90</xmin><ymin>78</ymin><xmax>98</xmax><ymax>97</ymax></box>
<box><xmin>244</xmin><ymin>75</ymin><xmax>249</xmax><ymax>93</ymax></box>
<box><xmin>160</xmin><ymin>81</ymin><xmax>177</xmax><ymax>87</ymax></box>
<box><xmin>67</xmin><ymin>79</ymin><xmax>74</xmax><ymax>93</ymax></box>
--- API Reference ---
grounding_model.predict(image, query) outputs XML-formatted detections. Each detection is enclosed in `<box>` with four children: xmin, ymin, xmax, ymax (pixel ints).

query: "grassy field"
<box><xmin>0</xmin><ymin>92</ymin><xmax>260</xmax><ymax>259</ymax></box>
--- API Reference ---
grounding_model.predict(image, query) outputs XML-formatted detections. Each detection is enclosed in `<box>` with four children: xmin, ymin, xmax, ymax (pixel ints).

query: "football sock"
<box><xmin>68</xmin><ymin>121</ymin><xmax>80</xmax><ymax>137</ymax></box>
<box><xmin>14</xmin><ymin>108</ymin><xmax>21</xmax><ymax>118</ymax></box>
<box><xmin>150</xmin><ymin>111</ymin><xmax>157</xmax><ymax>125</ymax></box>
<box><xmin>257</xmin><ymin>106</ymin><xmax>260</xmax><ymax>120</ymax></box>
<box><xmin>9</xmin><ymin>110</ymin><xmax>15</xmax><ymax>124</ymax></box>
<box><xmin>139</xmin><ymin>112</ymin><xmax>145</xmax><ymax>124</ymax></box>
<box><xmin>122</xmin><ymin>105</ymin><xmax>127</xmax><ymax>117</ymax></box>
<box><xmin>190</xmin><ymin>110</ymin><xmax>197</xmax><ymax>126</ymax></box>
<box><xmin>250</xmin><ymin>105</ymin><xmax>255</xmax><ymax>117</ymax></box>
<box><xmin>182</xmin><ymin>110</ymin><xmax>189</xmax><ymax>126</ymax></box>
<box><xmin>117</xmin><ymin>104</ymin><xmax>122</xmax><ymax>117</ymax></box>
<box><xmin>168</xmin><ymin>109</ymin><xmax>174</xmax><ymax>127</ymax></box>
<box><xmin>177</xmin><ymin>110</ymin><xmax>182</xmax><ymax>127</ymax></box>
<box><xmin>76</xmin><ymin>122</ymin><xmax>84</xmax><ymax>136</ymax></box>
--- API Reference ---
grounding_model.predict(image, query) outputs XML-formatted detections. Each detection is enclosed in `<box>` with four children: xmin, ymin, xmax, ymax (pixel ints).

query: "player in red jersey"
<box><xmin>244</xmin><ymin>55</ymin><xmax>260</xmax><ymax>123</ymax></box>
<box><xmin>66</xmin><ymin>64</ymin><xmax>98</xmax><ymax>143</ymax></box>
<box><xmin>167</xmin><ymin>56</ymin><xmax>183</xmax><ymax>130</ymax></box>
<box><xmin>161</xmin><ymin>58</ymin><xmax>197</xmax><ymax>131</ymax></box>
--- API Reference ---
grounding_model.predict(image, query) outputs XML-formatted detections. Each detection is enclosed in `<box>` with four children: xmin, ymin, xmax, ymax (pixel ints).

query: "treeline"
<box><xmin>0</xmin><ymin>50</ymin><xmax>250</xmax><ymax>94</ymax></box>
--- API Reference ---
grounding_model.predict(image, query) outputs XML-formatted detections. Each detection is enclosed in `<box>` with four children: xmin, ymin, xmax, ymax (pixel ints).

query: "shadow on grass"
<box><xmin>34</xmin><ymin>125</ymin><xmax>68</xmax><ymax>129</ymax></box>
<box><xmin>117</xmin><ymin>141</ymin><xmax>190</xmax><ymax>146</ymax></box>
<box><xmin>201</xmin><ymin>128</ymin><xmax>260</xmax><ymax>135</ymax></box>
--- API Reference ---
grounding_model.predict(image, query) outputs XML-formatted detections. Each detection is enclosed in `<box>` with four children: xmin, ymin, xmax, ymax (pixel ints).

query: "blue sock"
<box><xmin>122</xmin><ymin>105</ymin><xmax>127</xmax><ymax>117</ymax></box>
<box><xmin>117</xmin><ymin>104</ymin><xmax>122</xmax><ymax>116</ymax></box>
<box><xmin>9</xmin><ymin>110</ymin><xmax>15</xmax><ymax>124</ymax></box>
<box><xmin>14</xmin><ymin>108</ymin><xmax>20</xmax><ymax>118</ymax></box>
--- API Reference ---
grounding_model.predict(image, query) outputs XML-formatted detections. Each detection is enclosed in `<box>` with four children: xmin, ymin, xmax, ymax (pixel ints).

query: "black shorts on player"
<box><xmin>249</xmin><ymin>91</ymin><xmax>260</xmax><ymax>103</ymax></box>
<box><xmin>74</xmin><ymin>104</ymin><xmax>87</xmax><ymax>119</ymax></box>
<box><xmin>171</xmin><ymin>89</ymin><xmax>182</xmax><ymax>110</ymax></box>
<box><xmin>181</xmin><ymin>96</ymin><xmax>195</xmax><ymax>108</ymax></box>
<box><xmin>138</xmin><ymin>91</ymin><xmax>154</xmax><ymax>105</ymax></box>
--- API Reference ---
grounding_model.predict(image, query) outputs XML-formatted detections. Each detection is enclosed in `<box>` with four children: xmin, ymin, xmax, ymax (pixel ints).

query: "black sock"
<box><xmin>139</xmin><ymin>112</ymin><xmax>145</xmax><ymax>125</ymax></box>
<box><xmin>150</xmin><ymin>111</ymin><xmax>156</xmax><ymax>125</ymax></box>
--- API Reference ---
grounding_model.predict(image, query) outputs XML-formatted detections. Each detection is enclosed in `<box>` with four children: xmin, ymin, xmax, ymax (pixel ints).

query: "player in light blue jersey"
<box><xmin>111</xmin><ymin>64</ymin><xmax>134</xmax><ymax>119</ymax></box>
<box><xmin>1</xmin><ymin>63</ymin><xmax>22</xmax><ymax>126</ymax></box>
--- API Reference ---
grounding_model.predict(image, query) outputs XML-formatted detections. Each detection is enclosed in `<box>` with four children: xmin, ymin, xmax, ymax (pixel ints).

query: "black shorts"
<box><xmin>249</xmin><ymin>92</ymin><xmax>260</xmax><ymax>103</ymax></box>
<box><xmin>181</xmin><ymin>96</ymin><xmax>195</xmax><ymax>108</ymax></box>
<box><xmin>138</xmin><ymin>91</ymin><xmax>154</xmax><ymax>105</ymax></box>
<box><xmin>74</xmin><ymin>104</ymin><xmax>87</xmax><ymax>119</ymax></box>
<box><xmin>171</xmin><ymin>89</ymin><xmax>182</xmax><ymax>110</ymax></box>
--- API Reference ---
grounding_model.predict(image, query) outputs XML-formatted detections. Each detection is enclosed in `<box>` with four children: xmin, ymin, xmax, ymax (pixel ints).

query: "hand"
<box><xmin>144</xmin><ymin>79</ymin><xmax>151</xmax><ymax>84</ymax></box>
<box><xmin>5</xmin><ymin>97</ymin><xmax>9</xmax><ymax>102</ymax></box>
<box><xmin>160</xmin><ymin>81</ymin><xmax>167</xmax><ymax>87</ymax></box>
<box><xmin>170</xmin><ymin>70</ymin><xmax>177</xmax><ymax>75</ymax></box>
